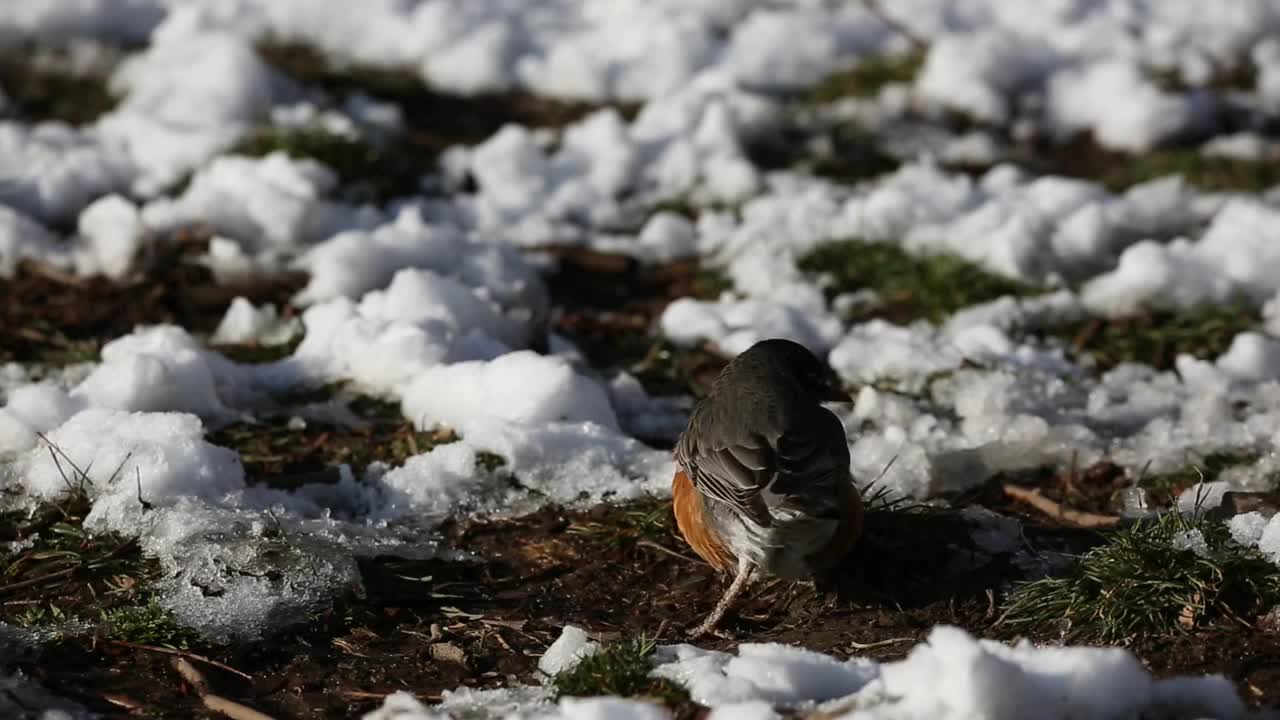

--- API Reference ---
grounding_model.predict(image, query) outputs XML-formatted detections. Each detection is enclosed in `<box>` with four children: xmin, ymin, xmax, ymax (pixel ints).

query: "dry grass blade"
<box><xmin>108</xmin><ymin>639</ymin><xmax>253</xmax><ymax>681</ymax></box>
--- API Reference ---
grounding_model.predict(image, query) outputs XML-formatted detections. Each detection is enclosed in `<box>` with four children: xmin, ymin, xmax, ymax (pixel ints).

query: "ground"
<box><xmin>5</xmin><ymin>15</ymin><xmax>1280</xmax><ymax>720</ymax></box>
<box><xmin>4</xmin><ymin>245</ymin><xmax>1280</xmax><ymax>718</ymax></box>
<box><xmin>11</xmin><ymin>495</ymin><xmax>1280</xmax><ymax>718</ymax></box>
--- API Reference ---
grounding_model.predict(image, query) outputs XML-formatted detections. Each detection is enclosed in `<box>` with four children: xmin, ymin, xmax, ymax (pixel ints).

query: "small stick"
<box><xmin>1002</xmin><ymin>485</ymin><xmax>1120</xmax><ymax>528</ymax></box>
<box><xmin>203</xmin><ymin>695</ymin><xmax>275</xmax><ymax>720</ymax></box>
<box><xmin>0</xmin><ymin>567</ymin><xmax>76</xmax><ymax>594</ymax></box>
<box><xmin>137</xmin><ymin>468</ymin><xmax>154</xmax><ymax>510</ymax></box>
<box><xmin>172</xmin><ymin>657</ymin><xmax>210</xmax><ymax>695</ymax></box>
<box><xmin>37</xmin><ymin>432</ymin><xmax>95</xmax><ymax>488</ymax></box>
<box><xmin>106</xmin><ymin>639</ymin><xmax>252</xmax><ymax>681</ymax></box>
<box><xmin>860</xmin><ymin>0</ymin><xmax>927</xmax><ymax>50</ymax></box>
<box><xmin>172</xmin><ymin>656</ymin><xmax>274</xmax><ymax>720</ymax></box>
<box><xmin>101</xmin><ymin>694</ymin><xmax>145</xmax><ymax>711</ymax></box>
<box><xmin>846</xmin><ymin>636</ymin><xmax>913</xmax><ymax>650</ymax></box>
<box><xmin>636</xmin><ymin>540</ymin><xmax>701</xmax><ymax>564</ymax></box>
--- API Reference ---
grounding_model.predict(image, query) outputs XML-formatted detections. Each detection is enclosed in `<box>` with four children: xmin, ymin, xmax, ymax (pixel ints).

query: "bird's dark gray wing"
<box><xmin>676</xmin><ymin>403</ymin><xmax>850</xmax><ymax>527</ymax></box>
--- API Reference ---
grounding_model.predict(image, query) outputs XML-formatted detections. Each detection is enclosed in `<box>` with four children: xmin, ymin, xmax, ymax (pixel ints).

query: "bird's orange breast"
<box><xmin>672</xmin><ymin>469</ymin><xmax>736</xmax><ymax>572</ymax></box>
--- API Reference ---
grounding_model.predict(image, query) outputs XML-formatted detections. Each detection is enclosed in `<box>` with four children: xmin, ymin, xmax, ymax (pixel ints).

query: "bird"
<box><xmin>672</xmin><ymin>338</ymin><xmax>863</xmax><ymax>638</ymax></box>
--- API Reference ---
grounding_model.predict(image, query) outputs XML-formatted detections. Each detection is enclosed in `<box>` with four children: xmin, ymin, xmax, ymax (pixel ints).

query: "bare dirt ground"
<box><xmin>5</xmin><ymin>50</ymin><xmax>1280</xmax><ymax>714</ymax></box>
<box><xmin>12</xmin><ymin>493</ymin><xmax>1280</xmax><ymax>719</ymax></box>
<box><xmin>4</xmin><ymin>227</ymin><xmax>1280</xmax><ymax>719</ymax></box>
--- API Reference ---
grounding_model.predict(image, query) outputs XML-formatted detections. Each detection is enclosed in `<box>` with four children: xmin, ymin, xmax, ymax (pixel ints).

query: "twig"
<box><xmin>860</xmin><ymin>0</ymin><xmax>926</xmax><ymax>50</ymax></box>
<box><xmin>37</xmin><ymin>431</ymin><xmax>95</xmax><ymax>488</ymax></box>
<box><xmin>47</xmin><ymin>443</ymin><xmax>76</xmax><ymax>496</ymax></box>
<box><xmin>106</xmin><ymin>639</ymin><xmax>252</xmax><ymax>681</ymax></box>
<box><xmin>172</xmin><ymin>657</ymin><xmax>274</xmax><ymax>720</ymax></box>
<box><xmin>104</xmin><ymin>451</ymin><xmax>135</xmax><ymax>486</ymax></box>
<box><xmin>0</xmin><ymin>567</ymin><xmax>76</xmax><ymax>594</ymax></box>
<box><xmin>172</xmin><ymin>657</ymin><xmax>210</xmax><ymax>695</ymax></box>
<box><xmin>101</xmin><ymin>694</ymin><xmax>146</xmax><ymax>711</ymax></box>
<box><xmin>204</xmin><ymin>694</ymin><xmax>275</xmax><ymax>720</ymax></box>
<box><xmin>22</xmin><ymin>261</ymin><xmax>89</xmax><ymax>288</ymax></box>
<box><xmin>340</xmin><ymin>690</ymin><xmax>440</xmax><ymax>702</ymax></box>
<box><xmin>91</xmin><ymin>537</ymin><xmax>139</xmax><ymax>567</ymax></box>
<box><xmin>636</xmin><ymin>540</ymin><xmax>700</xmax><ymax>564</ymax></box>
<box><xmin>1063</xmin><ymin>450</ymin><xmax>1081</xmax><ymax>499</ymax></box>
<box><xmin>847</xmin><ymin>636</ymin><xmax>913</xmax><ymax>650</ymax></box>
<box><xmin>136</xmin><ymin>467</ymin><xmax>154</xmax><ymax>510</ymax></box>
<box><xmin>1002</xmin><ymin>485</ymin><xmax>1120</xmax><ymax>528</ymax></box>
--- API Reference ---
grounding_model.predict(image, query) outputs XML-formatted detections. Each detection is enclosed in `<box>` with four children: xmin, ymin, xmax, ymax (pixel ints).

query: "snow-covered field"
<box><xmin>5</xmin><ymin>0</ymin><xmax>1280</xmax><ymax>718</ymax></box>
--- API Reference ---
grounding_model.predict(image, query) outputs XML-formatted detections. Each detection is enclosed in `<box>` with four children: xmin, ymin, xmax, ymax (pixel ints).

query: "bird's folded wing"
<box><xmin>684</xmin><ymin>437</ymin><xmax>774</xmax><ymax>525</ymax></box>
<box><xmin>679</xmin><ymin>411</ymin><xmax>849</xmax><ymax>526</ymax></box>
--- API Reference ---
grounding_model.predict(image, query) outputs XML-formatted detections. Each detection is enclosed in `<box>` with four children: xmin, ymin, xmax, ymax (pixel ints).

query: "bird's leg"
<box><xmin>689</xmin><ymin>558</ymin><xmax>754</xmax><ymax>638</ymax></box>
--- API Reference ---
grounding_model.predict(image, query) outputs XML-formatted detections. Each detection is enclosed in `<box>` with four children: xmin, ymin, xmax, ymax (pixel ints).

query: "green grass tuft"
<box><xmin>799</xmin><ymin>239</ymin><xmax>1036</xmax><ymax>324</ymax></box>
<box><xmin>552</xmin><ymin>635</ymin><xmax>687</xmax><ymax>704</ymax></box>
<box><xmin>236</xmin><ymin>126</ymin><xmax>427</xmax><ymax>202</ymax></box>
<box><xmin>1041</xmin><ymin>304</ymin><xmax>1259</xmax><ymax>371</ymax></box>
<box><xmin>101</xmin><ymin>601</ymin><xmax>199</xmax><ymax>649</ymax></box>
<box><xmin>210</xmin><ymin>334</ymin><xmax>303</xmax><ymax>364</ymax></box>
<box><xmin>1101</xmin><ymin>148</ymin><xmax>1280</xmax><ymax>193</ymax></box>
<box><xmin>806</xmin><ymin>50</ymin><xmax>926</xmax><ymax>104</ymax></box>
<box><xmin>0</xmin><ymin>46</ymin><xmax>117</xmax><ymax>124</ymax></box>
<box><xmin>999</xmin><ymin>510</ymin><xmax>1280</xmax><ymax>642</ymax></box>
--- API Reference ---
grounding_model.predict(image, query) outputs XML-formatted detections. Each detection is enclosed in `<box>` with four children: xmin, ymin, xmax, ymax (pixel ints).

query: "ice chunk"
<box><xmin>538</xmin><ymin>626</ymin><xmax>600</xmax><ymax>678</ymax></box>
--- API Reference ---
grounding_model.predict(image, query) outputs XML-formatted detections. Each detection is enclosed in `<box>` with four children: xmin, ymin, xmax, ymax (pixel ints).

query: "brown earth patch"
<box><xmin>0</xmin><ymin>230</ymin><xmax>305</xmax><ymax>367</ymax></box>
<box><xmin>12</xmin><ymin>497</ymin><xmax>1279</xmax><ymax>718</ymax></box>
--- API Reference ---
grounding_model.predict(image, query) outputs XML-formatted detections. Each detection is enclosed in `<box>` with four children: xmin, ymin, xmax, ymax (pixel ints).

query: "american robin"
<box><xmin>672</xmin><ymin>338</ymin><xmax>863</xmax><ymax>637</ymax></box>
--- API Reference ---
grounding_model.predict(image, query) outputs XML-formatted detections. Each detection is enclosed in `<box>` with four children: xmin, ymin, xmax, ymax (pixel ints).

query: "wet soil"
<box><xmin>0</xmin><ymin>229</ymin><xmax>305</xmax><ymax>366</ymax></box>
<box><xmin>9</xmin><ymin>494</ymin><xmax>1280</xmax><ymax>719</ymax></box>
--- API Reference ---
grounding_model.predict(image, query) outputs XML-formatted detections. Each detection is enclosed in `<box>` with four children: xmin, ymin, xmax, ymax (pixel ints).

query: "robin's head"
<box><xmin>733</xmin><ymin>338</ymin><xmax>851</xmax><ymax>403</ymax></box>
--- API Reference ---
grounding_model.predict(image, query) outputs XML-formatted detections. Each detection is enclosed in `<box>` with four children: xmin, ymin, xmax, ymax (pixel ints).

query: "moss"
<box><xmin>236</xmin><ymin>126</ymin><xmax>428</xmax><ymax>202</ymax></box>
<box><xmin>0</xmin><ymin>45</ymin><xmax>117</xmax><ymax>124</ymax></box>
<box><xmin>1042</xmin><ymin>304</ymin><xmax>1259</xmax><ymax>371</ymax></box>
<box><xmin>0</xmin><ymin>478</ymin><xmax>162</xmax><ymax>637</ymax></box>
<box><xmin>799</xmin><ymin>239</ymin><xmax>1035</xmax><ymax>324</ymax></box>
<box><xmin>101</xmin><ymin>601</ymin><xmax>199</xmax><ymax>649</ymax></box>
<box><xmin>1101</xmin><ymin>148</ymin><xmax>1280</xmax><ymax>193</ymax></box>
<box><xmin>552</xmin><ymin>635</ymin><xmax>687</xmax><ymax>705</ymax></box>
<box><xmin>806</xmin><ymin>50</ymin><xmax>926</xmax><ymax>104</ymax></box>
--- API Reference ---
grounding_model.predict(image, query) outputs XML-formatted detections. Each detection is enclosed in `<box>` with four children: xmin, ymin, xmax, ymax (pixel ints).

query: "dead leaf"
<box><xmin>430</xmin><ymin>642</ymin><xmax>467</xmax><ymax>665</ymax></box>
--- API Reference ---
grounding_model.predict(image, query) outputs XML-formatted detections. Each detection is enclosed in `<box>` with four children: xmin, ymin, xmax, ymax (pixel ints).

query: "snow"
<box><xmin>75</xmin><ymin>193</ymin><xmax>145</xmax><ymax>279</ymax></box>
<box><xmin>1046</xmin><ymin>59</ymin><xmax>1208</xmax><ymax>153</ymax></box>
<box><xmin>211</xmin><ymin>298</ymin><xmax>302</xmax><ymax>346</ymax></box>
<box><xmin>141</xmin><ymin>151</ymin><xmax>376</xmax><ymax>254</ymax></box>
<box><xmin>0</xmin><ymin>204</ymin><xmax>63</xmax><ymax>277</ymax></box>
<box><xmin>6</xmin><ymin>0</ymin><xmax>1280</xmax><ymax>715</ymax></box>
<box><xmin>14</xmin><ymin>408</ymin><xmax>244</xmax><ymax>523</ymax></box>
<box><xmin>402</xmin><ymin>351</ymin><xmax>619</xmax><ymax>433</ymax></box>
<box><xmin>662</xmin><ymin>297</ymin><xmax>844</xmax><ymax>357</ymax></box>
<box><xmin>0</xmin><ymin>121</ymin><xmax>134</xmax><ymax>224</ymax></box>
<box><xmin>362</xmin><ymin>624</ymin><xmax>1248</xmax><ymax>719</ymax></box>
<box><xmin>654</xmin><ymin>641</ymin><xmax>877</xmax><ymax>707</ymax></box>
<box><xmin>537</xmin><ymin>625</ymin><xmax>600</xmax><ymax>678</ymax></box>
